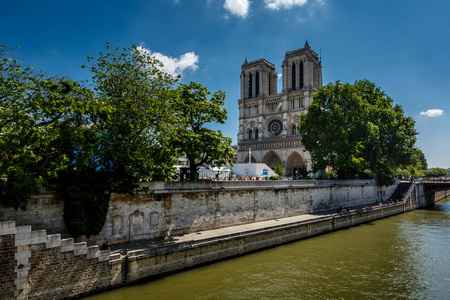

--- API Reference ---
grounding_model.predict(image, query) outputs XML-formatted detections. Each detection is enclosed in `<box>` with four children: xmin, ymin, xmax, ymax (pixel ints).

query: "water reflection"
<box><xmin>84</xmin><ymin>197</ymin><xmax>450</xmax><ymax>300</ymax></box>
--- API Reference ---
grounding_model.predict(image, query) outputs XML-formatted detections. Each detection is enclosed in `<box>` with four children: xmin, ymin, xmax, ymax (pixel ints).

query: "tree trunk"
<box><xmin>189</xmin><ymin>160</ymin><xmax>197</xmax><ymax>181</ymax></box>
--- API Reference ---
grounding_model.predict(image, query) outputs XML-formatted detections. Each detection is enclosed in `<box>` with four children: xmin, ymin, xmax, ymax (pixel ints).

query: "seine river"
<box><xmin>84</xmin><ymin>197</ymin><xmax>450</xmax><ymax>300</ymax></box>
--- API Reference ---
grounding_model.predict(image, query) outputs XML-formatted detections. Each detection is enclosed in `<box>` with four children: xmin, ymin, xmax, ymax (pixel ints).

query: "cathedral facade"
<box><xmin>237</xmin><ymin>41</ymin><xmax>322</xmax><ymax>177</ymax></box>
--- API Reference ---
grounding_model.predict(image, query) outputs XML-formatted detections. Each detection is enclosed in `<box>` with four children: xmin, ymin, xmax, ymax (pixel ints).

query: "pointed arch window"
<box><xmin>292</xmin><ymin>125</ymin><xmax>297</xmax><ymax>135</ymax></box>
<box><xmin>255</xmin><ymin>71</ymin><xmax>260</xmax><ymax>97</ymax></box>
<box><xmin>248</xmin><ymin>73</ymin><xmax>253</xmax><ymax>99</ymax></box>
<box><xmin>300</xmin><ymin>61</ymin><xmax>304</xmax><ymax>89</ymax></box>
<box><xmin>268</xmin><ymin>73</ymin><xmax>272</xmax><ymax>95</ymax></box>
<box><xmin>292</xmin><ymin>63</ymin><xmax>296</xmax><ymax>90</ymax></box>
<box><xmin>249</xmin><ymin>129</ymin><xmax>252</xmax><ymax>140</ymax></box>
<box><xmin>255</xmin><ymin>128</ymin><xmax>259</xmax><ymax>139</ymax></box>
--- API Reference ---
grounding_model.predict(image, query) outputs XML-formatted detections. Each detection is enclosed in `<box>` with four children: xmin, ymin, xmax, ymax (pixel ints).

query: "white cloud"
<box><xmin>278</xmin><ymin>74</ymin><xmax>282</xmax><ymax>79</ymax></box>
<box><xmin>420</xmin><ymin>109</ymin><xmax>444</xmax><ymax>117</ymax></box>
<box><xmin>137</xmin><ymin>46</ymin><xmax>199</xmax><ymax>77</ymax></box>
<box><xmin>265</xmin><ymin>0</ymin><xmax>308</xmax><ymax>10</ymax></box>
<box><xmin>224</xmin><ymin>0</ymin><xmax>250</xmax><ymax>18</ymax></box>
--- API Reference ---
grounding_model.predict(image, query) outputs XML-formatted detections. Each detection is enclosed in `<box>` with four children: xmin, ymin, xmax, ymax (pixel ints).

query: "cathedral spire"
<box><xmin>304</xmin><ymin>40</ymin><xmax>310</xmax><ymax>49</ymax></box>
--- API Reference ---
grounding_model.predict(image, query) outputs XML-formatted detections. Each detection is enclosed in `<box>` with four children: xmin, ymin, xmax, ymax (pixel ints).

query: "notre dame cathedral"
<box><xmin>237</xmin><ymin>41</ymin><xmax>322</xmax><ymax>177</ymax></box>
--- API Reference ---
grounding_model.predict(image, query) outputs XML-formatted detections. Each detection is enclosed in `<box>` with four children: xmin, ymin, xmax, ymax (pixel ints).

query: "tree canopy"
<box><xmin>1</xmin><ymin>44</ymin><xmax>235</xmax><ymax>235</ymax></box>
<box><xmin>0</xmin><ymin>45</ymin><xmax>92</xmax><ymax>210</ymax></box>
<box><xmin>174</xmin><ymin>82</ymin><xmax>234</xmax><ymax>181</ymax></box>
<box><xmin>299</xmin><ymin>80</ymin><xmax>418</xmax><ymax>186</ymax></box>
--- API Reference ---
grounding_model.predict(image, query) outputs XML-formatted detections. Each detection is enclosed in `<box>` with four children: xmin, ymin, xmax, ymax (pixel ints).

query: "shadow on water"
<box><xmin>424</xmin><ymin>196</ymin><xmax>450</xmax><ymax>211</ymax></box>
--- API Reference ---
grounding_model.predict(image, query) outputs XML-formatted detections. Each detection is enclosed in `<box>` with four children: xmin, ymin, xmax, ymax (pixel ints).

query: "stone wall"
<box><xmin>0</xmin><ymin>191</ymin><xmax>65</xmax><ymax>235</ymax></box>
<box><xmin>96</xmin><ymin>179</ymin><xmax>397</xmax><ymax>245</ymax></box>
<box><xmin>0</xmin><ymin>180</ymin><xmax>398</xmax><ymax>245</ymax></box>
<box><xmin>125</xmin><ymin>202</ymin><xmax>408</xmax><ymax>284</ymax></box>
<box><xmin>0</xmin><ymin>221</ymin><xmax>123</xmax><ymax>300</ymax></box>
<box><xmin>0</xmin><ymin>182</ymin><xmax>438</xmax><ymax>300</ymax></box>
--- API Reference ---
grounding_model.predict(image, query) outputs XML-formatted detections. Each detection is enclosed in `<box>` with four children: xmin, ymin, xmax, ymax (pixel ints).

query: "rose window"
<box><xmin>268</xmin><ymin>120</ymin><xmax>283</xmax><ymax>136</ymax></box>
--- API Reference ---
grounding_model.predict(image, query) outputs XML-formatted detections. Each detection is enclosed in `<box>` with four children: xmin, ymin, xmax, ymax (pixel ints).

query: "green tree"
<box><xmin>274</xmin><ymin>161</ymin><xmax>284</xmax><ymax>177</ymax></box>
<box><xmin>174</xmin><ymin>82</ymin><xmax>234</xmax><ymax>181</ymax></box>
<box><xmin>426</xmin><ymin>168</ymin><xmax>447</xmax><ymax>178</ymax></box>
<box><xmin>415</xmin><ymin>148</ymin><xmax>428</xmax><ymax>170</ymax></box>
<box><xmin>82</xmin><ymin>43</ymin><xmax>179</xmax><ymax>186</ymax></box>
<box><xmin>299</xmin><ymin>80</ymin><xmax>417</xmax><ymax>186</ymax></box>
<box><xmin>53</xmin><ymin>43</ymin><xmax>182</xmax><ymax>236</ymax></box>
<box><xmin>0</xmin><ymin>45</ymin><xmax>92</xmax><ymax>210</ymax></box>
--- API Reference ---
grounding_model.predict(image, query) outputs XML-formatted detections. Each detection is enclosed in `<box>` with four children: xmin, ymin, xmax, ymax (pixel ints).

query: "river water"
<box><xmin>84</xmin><ymin>197</ymin><xmax>450</xmax><ymax>300</ymax></box>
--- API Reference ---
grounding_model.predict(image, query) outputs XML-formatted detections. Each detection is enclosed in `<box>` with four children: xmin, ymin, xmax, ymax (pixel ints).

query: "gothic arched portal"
<box><xmin>262</xmin><ymin>151</ymin><xmax>281</xmax><ymax>170</ymax></box>
<box><xmin>286</xmin><ymin>152</ymin><xmax>304</xmax><ymax>177</ymax></box>
<box><xmin>243</xmin><ymin>155</ymin><xmax>257</xmax><ymax>163</ymax></box>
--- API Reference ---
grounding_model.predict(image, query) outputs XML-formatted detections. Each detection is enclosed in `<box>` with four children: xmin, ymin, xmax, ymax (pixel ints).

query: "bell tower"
<box><xmin>240</xmin><ymin>58</ymin><xmax>278</xmax><ymax>100</ymax></box>
<box><xmin>237</xmin><ymin>41</ymin><xmax>322</xmax><ymax>177</ymax></box>
<box><xmin>282</xmin><ymin>40</ymin><xmax>322</xmax><ymax>92</ymax></box>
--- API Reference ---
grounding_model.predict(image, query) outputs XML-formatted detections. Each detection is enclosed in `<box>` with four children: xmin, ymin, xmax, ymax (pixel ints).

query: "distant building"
<box><xmin>237</xmin><ymin>41</ymin><xmax>322</xmax><ymax>177</ymax></box>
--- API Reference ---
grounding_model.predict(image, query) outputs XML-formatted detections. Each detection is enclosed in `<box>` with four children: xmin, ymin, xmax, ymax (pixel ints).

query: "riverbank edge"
<box><xmin>2</xmin><ymin>183</ymin><xmax>444</xmax><ymax>300</ymax></box>
<box><xmin>122</xmin><ymin>201</ymin><xmax>408</xmax><ymax>285</ymax></box>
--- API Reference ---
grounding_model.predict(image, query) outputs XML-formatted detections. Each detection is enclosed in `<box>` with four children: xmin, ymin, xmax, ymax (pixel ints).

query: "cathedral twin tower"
<box><xmin>237</xmin><ymin>41</ymin><xmax>322</xmax><ymax>177</ymax></box>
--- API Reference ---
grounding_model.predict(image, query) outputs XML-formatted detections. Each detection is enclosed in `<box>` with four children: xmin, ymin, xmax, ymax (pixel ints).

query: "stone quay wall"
<box><xmin>0</xmin><ymin>182</ymin><xmax>439</xmax><ymax>300</ymax></box>
<box><xmin>0</xmin><ymin>221</ymin><xmax>123</xmax><ymax>300</ymax></box>
<box><xmin>126</xmin><ymin>203</ymin><xmax>409</xmax><ymax>284</ymax></box>
<box><xmin>97</xmin><ymin>180</ymin><xmax>398</xmax><ymax>245</ymax></box>
<box><xmin>0</xmin><ymin>179</ymin><xmax>398</xmax><ymax>245</ymax></box>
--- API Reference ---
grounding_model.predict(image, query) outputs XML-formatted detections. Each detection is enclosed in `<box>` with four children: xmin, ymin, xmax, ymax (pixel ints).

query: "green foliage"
<box><xmin>325</xmin><ymin>171</ymin><xmax>337</xmax><ymax>179</ymax></box>
<box><xmin>297</xmin><ymin>165</ymin><xmax>309</xmax><ymax>178</ymax></box>
<box><xmin>273</xmin><ymin>161</ymin><xmax>284</xmax><ymax>177</ymax></box>
<box><xmin>82</xmin><ymin>43</ymin><xmax>179</xmax><ymax>184</ymax></box>
<box><xmin>426</xmin><ymin>168</ymin><xmax>447</xmax><ymax>178</ymax></box>
<box><xmin>57</xmin><ymin>169</ymin><xmax>110</xmax><ymax>237</ymax></box>
<box><xmin>173</xmin><ymin>82</ymin><xmax>235</xmax><ymax>181</ymax></box>
<box><xmin>393</xmin><ymin>148</ymin><xmax>427</xmax><ymax>179</ymax></box>
<box><xmin>269</xmin><ymin>175</ymin><xmax>280</xmax><ymax>180</ymax></box>
<box><xmin>1</xmin><ymin>43</ymin><xmax>237</xmax><ymax>237</ymax></box>
<box><xmin>415</xmin><ymin>148</ymin><xmax>428</xmax><ymax>170</ymax></box>
<box><xmin>0</xmin><ymin>45</ymin><xmax>92</xmax><ymax>210</ymax></box>
<box><xmin>56</xmin><ymin>43</ymin><xmax>181</xmax><ymax>236</ymax></box>
<box><xmin>299</xmin><ymin>80</ymin><xmax>418</xmax><ymax>186</ymax></box>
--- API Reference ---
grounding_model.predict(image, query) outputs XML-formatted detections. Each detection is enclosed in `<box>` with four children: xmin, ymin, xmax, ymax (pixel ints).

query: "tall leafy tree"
<box><xmin>299</xmin><ymin>80</ymin><xmax>418</xmax><ymax>186</ymax></box>
<box><xmin>0</xmin><ymin>45</ymin><xmax>92</xmax><ymax>210</ymax></box>
<box><xmin>54</xmin><ymin>43</ymin><xmax>181</xmax><ymax>236</ymax></box>
<box><xmin>174</xmin><ymin>82</ymin><xmax>234</xmax><ymax>181</ymax></box>
<box><xmin>415</xmin><ymin>148</ymin><xmax>428</xmax><ymax>170</ymax></box>
<box><xmin>82</xmin><ymin>43</ymin><xmax>179</xmax><ymax>186</ymax></box>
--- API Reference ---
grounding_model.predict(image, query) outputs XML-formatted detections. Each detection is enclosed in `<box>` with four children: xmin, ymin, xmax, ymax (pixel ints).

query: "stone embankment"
<box><xmin>1</xmin><ymin>181</ymin><xmax>440</xmax><ymax>299</ymax></box>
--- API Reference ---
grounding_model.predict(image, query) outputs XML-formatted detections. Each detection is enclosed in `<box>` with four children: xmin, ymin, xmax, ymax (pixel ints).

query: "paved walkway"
<box><xmin>110</xmin><ymin>201</ymin><xmax>395</xmax><ymax>255</ymax></box>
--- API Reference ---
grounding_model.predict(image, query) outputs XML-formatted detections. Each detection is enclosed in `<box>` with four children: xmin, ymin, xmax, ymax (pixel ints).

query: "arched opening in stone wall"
<box><xmin>248</xmin><ymin>72</ymin><xmax>253</xmax><ymax>98</ymax></box>
<box><xmin>300</xmin><ymin>61</ymin><xmax>304</xmax><ymax>89</ymax></box>
<box><xmin>243</xmin><ymin>155</ymin><xmax>257</xmax><ymax>163</ymax></box>
<box><xmin>291</xmin><ymin>62</ymin><xmax>296</xmax><ymax>90</ymax></box>
<box><xmin>286</xmin><ymin>152</ymin><xmax>305</xmax><ymax>178</ymax></box>
<box><xmin>262</xmin><ymin>150</ymin><xmax>281</xmax><ymax>170</ymax></box>
<box><xmin>255</xmin><ymin>71</ymin><xmax>260</xmax><ymax>97</ymax></box>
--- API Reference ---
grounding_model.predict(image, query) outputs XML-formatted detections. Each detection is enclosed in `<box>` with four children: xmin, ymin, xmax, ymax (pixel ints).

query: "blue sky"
<box><xmin>2</xmin><ymin>0</ymin><xmax>449</xmax><ymax>168</ymax></box>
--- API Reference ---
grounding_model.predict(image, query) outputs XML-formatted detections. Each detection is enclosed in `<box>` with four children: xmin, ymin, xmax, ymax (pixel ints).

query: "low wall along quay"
<box><xmin>0</xmin><ymin>180</ymin><xmax>439</xmax><ymax>299</ymax></box>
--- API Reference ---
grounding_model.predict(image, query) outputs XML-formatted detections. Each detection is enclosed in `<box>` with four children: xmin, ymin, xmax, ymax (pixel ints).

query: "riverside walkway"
<box><xmin>110</xmin><ymin>200</ymin><xmax>401</xmax><ymax>255</ymax></box>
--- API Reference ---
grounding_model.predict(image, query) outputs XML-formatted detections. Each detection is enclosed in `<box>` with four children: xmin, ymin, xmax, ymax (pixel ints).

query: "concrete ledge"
<box><xmin>46</xmin><ymin>234</ymin><xmax>61</xmax><ymax>248</ymax></box>
<box><xmin>0</xmin><ymin>220</ymin><xmax>16</xmax><ymax>235</ymax></box>
<box><xmin>87</xmin><ymin>245</ymin><xmax>100</xmax><ymax>259</ymax></box>
<box><xmin>60</xmin><ymin>238</ymin><xmax>74</xmax><ymax>252</ymax></box>
<box><xmin>99</xmin><ymin>250</ymin><xmax>110</xmax><ymax>262</ymax></box>
<box><xmin>74</xmin><ymin>242</ymin><xmax>87</xmax><ymax>255</ymax></box>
